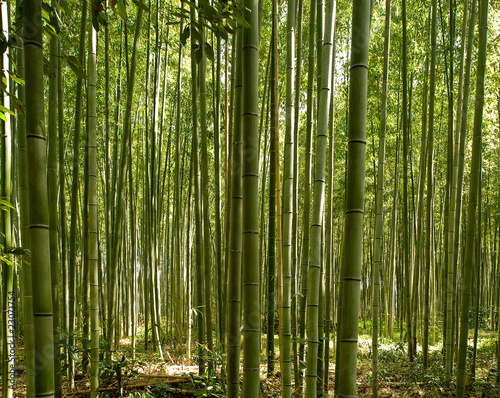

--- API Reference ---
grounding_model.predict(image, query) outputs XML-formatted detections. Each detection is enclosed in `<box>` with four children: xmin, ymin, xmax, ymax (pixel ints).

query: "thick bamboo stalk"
<box><xmin>241</xmin><ymin>0</ymin><xmax>261</xmax><ymax>392</ymax></box>
<box><xmin>336</xmin><ymin>0</ymin><xmax>371</xmax><ymax>395</ymax></box>
<box><xmin>24</xmin><ymin>0</ymin><xmax>56</xmax><ymax>395</ymax></box>
<box><xmin>15</xmin><ymin>0</ymin><xmax>35</xmax><ymax>395</ymax></box>
<box><xmin>226</xmin><ymin>19</ymin><xmax>243</xmax><ymax>398</ymax></box>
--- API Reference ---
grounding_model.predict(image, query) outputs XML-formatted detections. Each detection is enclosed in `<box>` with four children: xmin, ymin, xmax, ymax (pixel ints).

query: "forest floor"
<box><xmin>5</xmin><ymin>326</ymin><xmax>499</xmax><ymax>397</ymax></box>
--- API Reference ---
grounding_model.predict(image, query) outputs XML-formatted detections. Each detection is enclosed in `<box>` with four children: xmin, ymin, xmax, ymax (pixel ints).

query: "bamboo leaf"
<box><xmin>9</xmin><ymin>71</ymin><xmax>25</xmax><ymax>87</ymax></box>
<box><xmin>226</xmin><ymin>16</ymin><xmax>236</xmax><ymax>31</ymax></box>
<box><xmin>195</xmin><ymin>45</ymin><xmax>202</xmax><ymax>64</ymax></box>
<box><xmin>91</xmin><ymin>0</ymin><xmax>105</xmax><ymax>11</ymax></box>
<box><xmin>180</xmin><ymin>26</ymin><xmax>190</xmax><ymax>46</ymax></box>
<box><xmin>0</xmin><ymin>254</ymin><xmax>14</xmax><ymax>268</ymax></box>
<box><xmin>6</xmin><ymin>247</ymin><xmax>29</xmax><ymax>256</ymax></box>
<box><xmin>115</xmin><ymin>0</ymin><xmax>127</xmax><ymax>21</ymax></box>
<box><xmin>92</xmin><ymin>10</ymin><xmax>100</xmax><ymax>32</ymax></box>
<box><xmin>232</xmin><ymin>12</ymin><xmax>250</xmax><ymax>28</ymax></box>
<box><xmin>204</xmin><ymin>42</ymin><xmax>214</xmax><ymax>61</ymax></box>
<box><xmin>11</xmin><ymin>96</ymin><xmax>25</xmax><ymax>117</ymax></box>
<box><xmin>58</xmin><ymin>0</ymin><xmax>71</xmax><ymax>14</ymax></box>
<box><xmin>0</xmin><ymin>104</ymin><xmax>14</xmax><ymax>116</ymax></box>
<box><xmin>97</xmin><ymin>10</ymin><xmax>108</xmax><ymax>26</ymax></box>
<box><xmin>41</xmin><ymin>1</ymin><xmax>52</xmax><ymax>14</ymax></box>
<box><xmin>171</xmin><ymin>11</ymin><xmax>187</xmax><ymax>19</ymax></box>
<box><xmin>132</xmin><ymin>0</ymin><xmax>149</xmax><ymax>12</ymax></box>
<box><xmin>191</xmin><ymin>26</ymin><xmax>201</xmax><ymax>43</ymax></box>
<box><xmin>63</xmin><ymin>55</ymin><xmax>87</xmax><ymax>79</ymax></box>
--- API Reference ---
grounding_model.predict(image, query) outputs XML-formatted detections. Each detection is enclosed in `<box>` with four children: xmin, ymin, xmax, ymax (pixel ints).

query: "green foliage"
<box><xmin>125</xmin><ymin>392</ymin><xmax>155</xmax><ymax>398</ymax></box>
<box><xmin>187</xmin><ymin>373</ymin><xmax>223</xmax><ymax>398</ymax></box>
<box><xmin>62</xmin><ymin>54</ymin><xmax>87</xmax><ymax>79</ymax></box>
<box><xmin>101</xmin><ymin>353</ymin><xmax>144</xmax><ymax>393</ymax></box>
<box><xmin>0</xmin><ymin>200</ymin><xmax>28</xmax><ymax>266</ymax></box>
<box><xmin>469</xmin><ymin>306</ymin><xmax>491</xmax><ymax>329</ymax></box>
<box><xmin>114</xmin><ymin>0</ymin><xmax>127</xmax><ymax>20</ymax></box>
<box><xmin>131</xmin><ymin>0</ymin><xmax>149</xmax><ymax>12</ymax></box>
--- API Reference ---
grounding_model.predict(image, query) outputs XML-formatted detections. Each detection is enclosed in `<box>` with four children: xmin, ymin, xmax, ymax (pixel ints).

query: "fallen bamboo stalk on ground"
<box><xmin>63</xmin><ymin>377</ymin><xmax>190</xmax><ymax>396</ymax></box>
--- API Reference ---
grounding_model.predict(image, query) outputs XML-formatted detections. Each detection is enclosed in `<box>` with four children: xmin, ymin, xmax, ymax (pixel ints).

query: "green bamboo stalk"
<box><xmin>388</xmin><ymin>137</ymin><xmax>399</xmax><ymax>341</ymax></box>
<box><xmin>448</xmin><ymin>0</ymin><xmax>468</xmax><ymax>355</ymax></box>
<box><xmin>291</xmin><ymin>0</ymin><xmax>303</xmax><ymax>385</ymax></box>
<box><xmin>456</xmin><ymin>0</ymin><xmax>488</xmax><ymax>395</ymax></box>
<box><xmin>446</xmin><ymin>0</ymin><xmax>477</xmax><ymax>383</ymax></box>
<box><xmin>495</xmin><ymin>107</ymin><xmax>500</xmax><ymax>394</ymax></box>
<box><xmin>214</xmin><ymin>33</ymin><xmax>224</xmax><ymax>349</ymax></box>
<box><xmin>448</xmin><ymin>0</ymin><xmax>458</xmax><ymax>367</ymax></box>
<box><xmin>198</xmin><ymin>13</ymin><xmax>214</xmax><ymax>373</ymax></box>
<box><xmin>223</xmin><ymin>36</ymin><xmax>232</xmax><ymax>368</ymax></box>
<box><xmin>57</xmin><ymin>36</ymin><xmax>68</xmax><ymax>388</ymax></box>
<box><xmin>68</xmin><ymin>1</ymin><xmax>87</xmax><ymax>382</ymax></box>
<box><xmin>104</xmin><ymin>0</ymin><xmax>111</xmax><ymax>326</ymax></box>
<box><xmin>471</xmin><ymin>164</ymin><xmax>482</xmax><ymax>377</ymax></box>
<box><xmin>418</xmin><ymin>50</ymin><xmax>430</xmax><ymax>353</ymax></box>
<box><xmin>143</xmin><ymin>5</ymin><xmax>153</xmax><ymax>353</ymax></box>
<box><xmin>281</xmin><ymin>0</ymin><xmax>297</xmax><ymax>392</ymax></box>
<box><xmin>1</xmin><ymin>2</ymin><xmax>14</xmax><ymax>396</ymax></box>
<box><xmin>267</xmin><ymin>31</ymin><xmax>276</xmax><ymax>375</ymax></box>
<box><xmin>298</xmin><ymin>0</ymin><xmax>316</xmax><ymax>385</ymax></box>
<box><xmin>304</xmin><ymin>0</ymin><xmax>335</xmax><ymax>396</ymax></box>
<box><xmin>128</xmin><ymin>114</ymin><xmax>137</xmax><ymax>359</ymax></box>
<box><xmin>148</xmin><ymin>1</ymin><xmax>164</xmax><ymax>357</ymax></box>
<box><xmin>82</xmin><ymin>71</ymin><xmax>90</xmax><ymax>372</ymax></box>
<box><xmin>15</xmin><ymin>0</ymin><xmax>34</xmax><ymax>395</ymax></box>
<box><xmin>372</xmin><ymin>0</ymin><xmax>390</xmax><ymax>392</ymax></box>
<box><xmin>401</xmin><ymin>0</ymin><xmax>414</xmax><ymax>363</ymax></box>
<box><xmin>185</xmin><ymin>146</ymin><xmax>194</xmax><ymax>359</ymax></box>
<box><xmin>413</xmin><ymin>26</ymin><xmax>429</xmax><ymax>367</ymax></box>
<box><xmin>226</xmin><ymin>21</ymin><xmax>242</xmax><ymax>398</ymax></box>
<box><xmin>87</xmin><ymin>15</ymin><xmax>99</xmax><ymax>398</ymax></box>
<box><xmin>336</xmin><ymin>0</ymin><xmax>371</xmax><ymax>396</ymax></box>
<box><xmin>108</xmin><ymin>5</ymin><xmax>144</xmax><ymax>362</ymax></box>
<box><xmin>24</xmin><ymin>0</ymin><xmax>55</xmax><ymax>395</ymax></box>
<box><xmin>47</xmin><ymin>2</ymin><xmax>61</xmax><ymax>392</ymax></box>
<box><xmin>258</xmin><ymin>48</ymin><xmax>270</xmax><ymax>335</ymax></box>
<box><xmin>323</xmin><ymin>33</ymin><xmax>336</xmax><ymax>393</ymax></box>
<box><xmin>272</xmin><ymin>0</ymin><xmax>283</xmax><ymax>384</ymax></box>
<box><xmin>423</xmin><ymin>0</ymin><xmax>437</xmax><ymax>370</ymax></box>
<box><xmin>241</xmin><ymin>0</ymin><xmax>261</xmax><ymax>391</ymax></box>
<box><xmin>106</xmin><ymin>21</ymin><xmax>124</xmax><ymax>348</ymax></box>
<box><xmin>173</xmin><ymin>11</ymin><xmax>184</xmax><ymax>334</ymax></box>
<box><xmin>189</xmin><ymin>0</ymin><xmax>205</xmax><ymax>375</ymax></box>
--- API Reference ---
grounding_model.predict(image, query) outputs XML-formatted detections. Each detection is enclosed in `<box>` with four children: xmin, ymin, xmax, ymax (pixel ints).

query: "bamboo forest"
<box><xmin>2</xmin><ymin>0</ymin><xmax>500</xmax><ymax>396</ymax></box>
